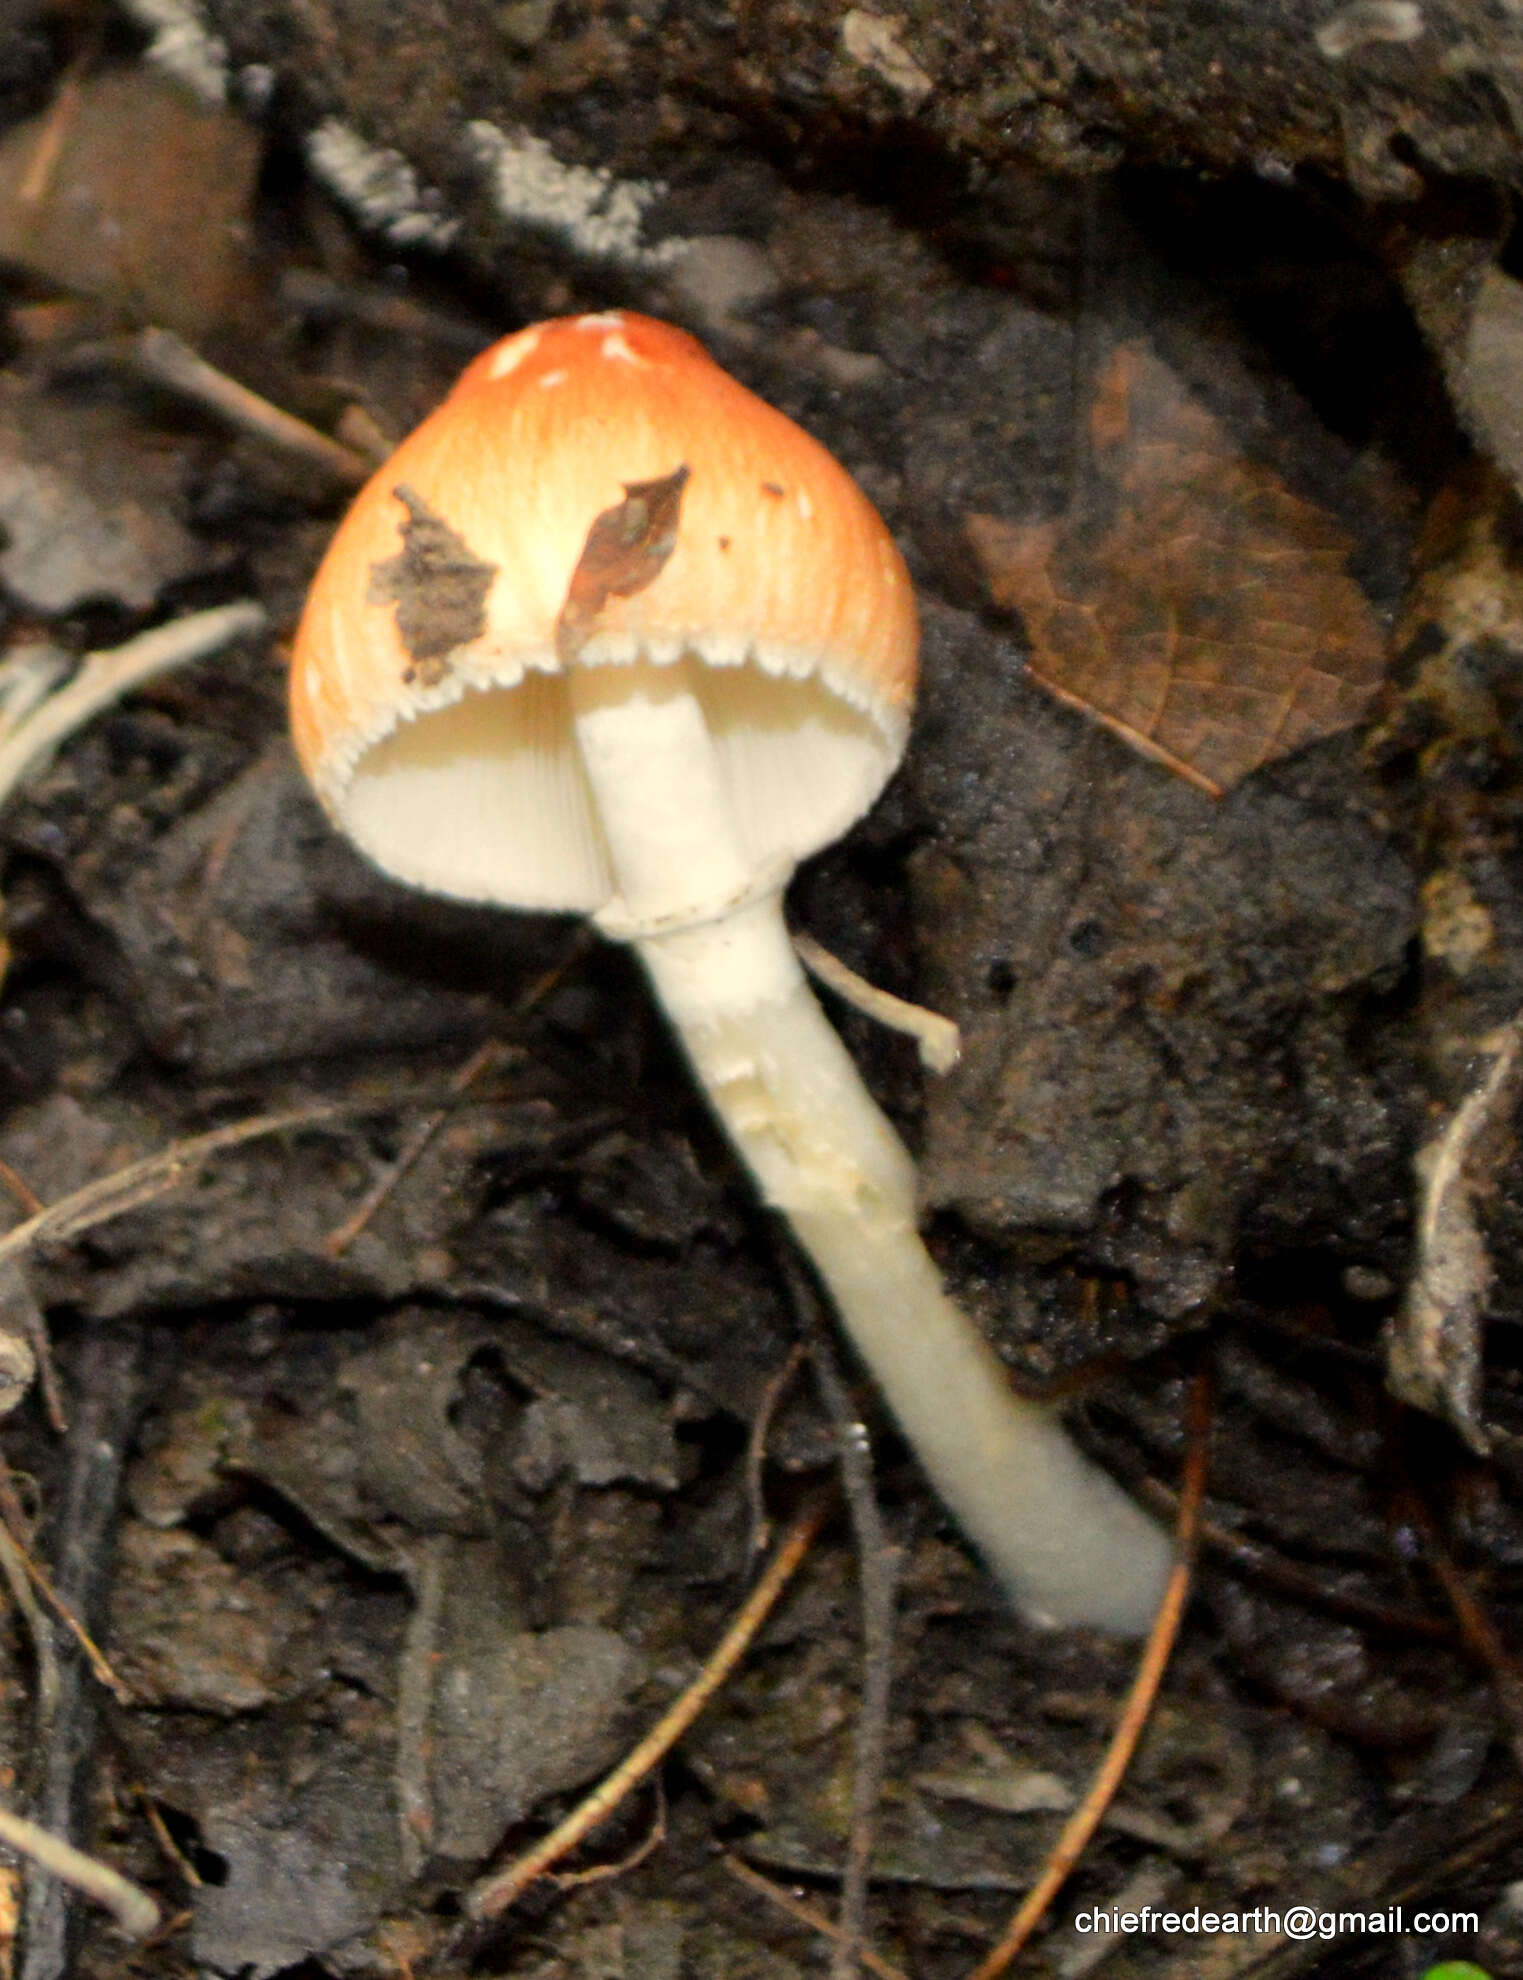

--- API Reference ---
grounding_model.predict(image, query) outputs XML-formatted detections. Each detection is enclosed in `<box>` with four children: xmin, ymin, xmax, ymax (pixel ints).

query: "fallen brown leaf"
<box><xmin>967</xmin><ymin>340</ymin><xmax>1387</xmax><ymax>795</ymax></box>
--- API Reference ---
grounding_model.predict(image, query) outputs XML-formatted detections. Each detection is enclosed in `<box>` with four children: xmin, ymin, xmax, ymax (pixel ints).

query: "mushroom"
<box><xmin>289</xmin><ymin>310</ymin><xmax>1170</xmax><ymax>1633</ymax></box>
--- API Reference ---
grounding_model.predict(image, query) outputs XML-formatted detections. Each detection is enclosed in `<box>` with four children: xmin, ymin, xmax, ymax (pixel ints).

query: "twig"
<box><xmin>0</xmin><ymin>1451</ymin><xmax>36</xmax><ymax>1540</ymax></box>
<box><xmin>743</xmin><ymin>1343</ymin><xmax>806</xmax><ymax>1562</ymax></box>
<box><xmin>324</xmin><ymin>931</ymin><xmax>591</xmax><ymax>1256</ymax></box>
<box><xmin>0</xmin><ymin>1095</ymin><xmax>442</xmax><ymax>1274</ymax></box>
<box><xmin>324</xmin><ymin>1040</ymin><xmax>506</xmax><ymax>1257</ymax></box>
<box><xmin>793</xmin><ymin>930</ymin><xmax>961</xmax><ymax>1073</ymax></box>
<box><xmin>0</xmin><ymin>1517</ymin><xmax>60</xmax><ymax>1762</ymax></box>
<box><xmin>0</xmin><ymin>647</ymin><xmax>69</xmax><ymax>746</ymax></box>
<box><xmin>549</xmin><ymin>1779</ymin><xmax>666</xmax><ymax>1889</ymax></box>
<box><xmin>0</xmin><ymin>1806</ymin><xmax>157</xmax><ymax>1940</ymax></box>
<box><xmin>1402</xmin><ymin>1487</ymin><xmax>1523</xmax><ymax>1773</ymax></box>
<box><xmin>132</xmin><ymin>1788</ymin><xmax>202</xmax><ymax>1891</ymax></box>
<box><xmin>0</xmin><ymin>603</ymin><xmax>267</xmax><ymax>817</ymax></box>
<box><xmin>0</xmin><ymin>1459</ymin><xmax>113</xmax><ymax>1724</ymax></box>
<box><xmin>965</xmin><ymin>1363</ymin><xmax>1212</xmax><ymax>1980</ymax></box>
<box><xmin>280</xmin><ymin>266</ymin><xmax>490</xmax><ymax>353</ymax></box>
<box><xmin>20</xmin><ymin>1329</ymin><xmax>143</xmax><ymax>1979</ymax></box>
<box><xmin>193</xmin><ymin>740</ymin><xmax>290</xmax><ymax>917</ymax></box>
<box><xmin>467</xmin><ymin>1495</ymin><xmax>830</xmax><ymax>1920</ymax></box>
<box><xmin>16</xmin><ymin>59</ymin><xmax>86</xmax><ymax>208</ymax></box>
<box><xmin>0</xmin><ymin>1161</ymin><xmax>43</xmax><ymax>1220</ymax></box>
<box><xmin>131</xmin><ymin>328</ymin><xmax>373</xmax><ymax>486</ymax></box>
<box><xmin>395</xmin><ymin>1535</ymin><xmax>449</xmax><ymax>1878</ymax></box>
<box><xmin>334</xmin><ymin>402</ymin><xmax>395</xmax><ymax>465</ymax></box>
<box><xmin>145</xmin><ymin>1908</ymin><xmax>194</xmax><ymax>1949</ymax></box>
<box><xmin>721</xmin><ymin>1855</ymin><xmax>912</xmax><ymax>1980</ymax></box>
<box><xmin>797</xmin><ymin>1281</ymin><xmax>899</xmax><ymax>1980</ymax></box>
<box><xmin>0</xmin><ymin>1264</ymin><xmax>61</xmax><ymax>1433</ymax></box>
<box><xmin>1136</xmin><ymin>1480</ymin><xmax>1454</xmax><ymax>1642</ymax></box>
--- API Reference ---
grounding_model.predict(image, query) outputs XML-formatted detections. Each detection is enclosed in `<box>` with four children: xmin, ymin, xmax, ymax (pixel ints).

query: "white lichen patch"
<box><xmin>118</xmin><ymin>0</ymin><xmax>229</xmax><ymax>102</ymax></box>
<box><xmin>306</xmin><ymin>120</ymin><xmax>461</xmax><ymax>250</ymax></box>
<box><xmin>664</xmin><ymin>235</ymin><xmax>781</xmax><ymax>330</ymax></box>
<box><xmin>1315</xmin><ymin>0</ymin><xmax>1423</xmax><ymax>58</ymax></box>
<box><xmin>466</xmin><ymin>122</ymin><xmax>686</xmax><ymax>269</ymax></box>
<box><xmin>1421</xmin><ymin>869</ymin><xmax>1495</xmax><ymax>975</ymax></box>
<box><xmin>840</xmin><ymin>11</ymin><xmax>935</xmax><ymax>105</ymax></box>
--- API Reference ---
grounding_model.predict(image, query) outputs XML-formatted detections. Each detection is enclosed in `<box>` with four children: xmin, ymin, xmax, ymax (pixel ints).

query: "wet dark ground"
<box><xmin>0</xmin><ymin>13</ymin><xmax>1520</xmax><ymax>1980</ymax></box>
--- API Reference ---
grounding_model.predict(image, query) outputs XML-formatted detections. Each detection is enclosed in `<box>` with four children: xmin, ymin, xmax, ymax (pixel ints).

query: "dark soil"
<box><xmin>0</xmin><ymin>6</ymin><xmax>1520</xmax><ymax>1979</ymax></box>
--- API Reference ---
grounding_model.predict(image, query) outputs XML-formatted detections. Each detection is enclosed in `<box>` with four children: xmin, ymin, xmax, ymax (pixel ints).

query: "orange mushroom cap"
<box><xmin>290</xmin><ymin>311</ymin><xmax>919</xmax><ymax>913</ymax></box>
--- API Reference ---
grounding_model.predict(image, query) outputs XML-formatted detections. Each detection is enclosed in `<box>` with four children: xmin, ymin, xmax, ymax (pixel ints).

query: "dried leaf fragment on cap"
<box><xmin>556</xmin><ymin>464</ymin><xmax>691</xmax><ymax>663</ymax></box>
<box><xmin>967</xmin><ymin>340</ymin><xmax>1387</xmax><ymax>795</ymax></box>
<box><xmin>367</xmin><ymin>485</ymin><xmax>495</xmax><ymax>686</ymax></box>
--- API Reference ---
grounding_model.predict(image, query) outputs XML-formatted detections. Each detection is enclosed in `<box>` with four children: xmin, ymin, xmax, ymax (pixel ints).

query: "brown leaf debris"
<box><xmin>967</xmin><ymin>341</ymin><xmax>1387</xmax><ymax>795</ymax></box>
<box><xmin>557</xmin><ymin>464</ymin><xmax>691</xmax><ymax>664</ymax></box>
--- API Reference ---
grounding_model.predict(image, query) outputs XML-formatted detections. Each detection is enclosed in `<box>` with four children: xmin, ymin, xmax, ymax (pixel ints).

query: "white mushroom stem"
<box><xmin>569</xmin><ymin>661</ymin><xmax>1172</xmax><ymax>1633</ymax></box>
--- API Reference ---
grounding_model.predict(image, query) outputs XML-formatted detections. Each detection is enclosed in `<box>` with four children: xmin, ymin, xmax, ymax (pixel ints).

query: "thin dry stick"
<box><xmin>743</xmin><ymin>1342</ymin><xmax>806</xmax><ymax>1562</ymax></box>
<box><xmin>19</xmin><ymin>1305</ymin><xmax>63</xmax><ymax>1438</ymax></box>
<box><xmin>146</xmin><ymin>1908</ymin><xmax>195</xmax><ymax>1950</ymax></box>
<box><xmin>0</xmin><ymin>1453</ymin><xmax>115</xmax><ymax>1738</ymax></box>
<box><xmin>467</xmin><ymin>1495</ymin><xmax>830</xmax><ymax>1920</ymax></box>
<box><xmin>1404</xmin><ymin>1488</ymin><xmax>1523</xmax><ymax>1773</ymax></box>
<box><xmin>0</xmin><ymin>1517</ymin><xmax>60</xmax><ymax>1750</ymax></box>
<box><xmin>0</xmin><ymin>1507</ymin><xmax>131</xmax><ymax>1705</ymax></box>
<box><xmin>0</xmin><ymin>1161</ymin><xmax>43</xmax><ymax>1219</ymax></box>
<box><xmin>0</xmin><ymin>603</ymin><xmax>267</xmax><ymax>815</ymax></box>
<box><xmin>324</xmin><ymin>1040</ymin><xmax>506</xmax><ymax>1257</ymax></box>
<box><xmin>395</xmin><ymin>1535</ymin><xmax>450</xmax><ymax>1879</ymax></box>
<box><xmin>194</xmin><ymin>740</ymin><xmax>290</xmax><ymax>915</ymax></box>
<box><xmin>966</xmin><ymin>1366</ymin><xmax>1212</xmax><ymax>1980</ymax></box>
<box><xmin>16</xmin><ymin>57</ymin><xmax>86</xmax><ymax>206</ymax></box>
<box><xmin>0</xmin><ymin>644</ymin><xmax>70</xmax><ymax>740</ymax></box>
<box><xmin>549</xmin><ymin>1778</ymin><xmax>667</xmax><ymax>1890</ymax></box>
<box><xmin>1</xmin><ymin>1262</ymin><xmax>63</xmax><ymax>1434</ymax></box>
<box><xmin>132</xmin><ymin>1789</ymin><xmax>203</xmax><ymax>1891</ymax></box>
<box><xmin>132</xmin><ymin>329</ymin><xmax>373</xmax><ymax>486</ymax></box>
<box><xmin>0</xmin><ymin>1805</ymin><xmax>157</xmax><ymax>1940</ymax></box>
<box><xmin>1135</xmin><ymin>1480</ymin><xmax>1453</xmax><ymax>1642</ymax></box>
<box><xmin>799</xmin><ymin>1297</ymin><xmax>899</xmax><ymax>1980</ymax></box>
<box><xmin>0</xmin><ymin>1451</ymin><xmax>36</xmax><ymax>1541</ymax></box>
<box><xmin>0</xmin><ymin>1439</ymin><xmax>119</xmax><ymax>1724</ymax></box>
<box><xmin>325</xmin><ymin>932</ymin><xmax>591</xmax><ymax>1257</ymax></box>
<box><xmin>280</xmin><ymin>266</ymin><xmax>490</xmax><ymax>353</ymax></box>
<box><xmin>0</xmin><ymin>1095</ymin><xmax>443</xmax><ymax>1274</ymax></box>
<box><xmin>721</xmin><ymin>1855</ymin><xmax>912</xmax><ymax>1980</ymax></box>
<box><xmin>792</xmin><ymin>930</ymin><xmax>961</xmax><ymax>1073</ymax></box>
